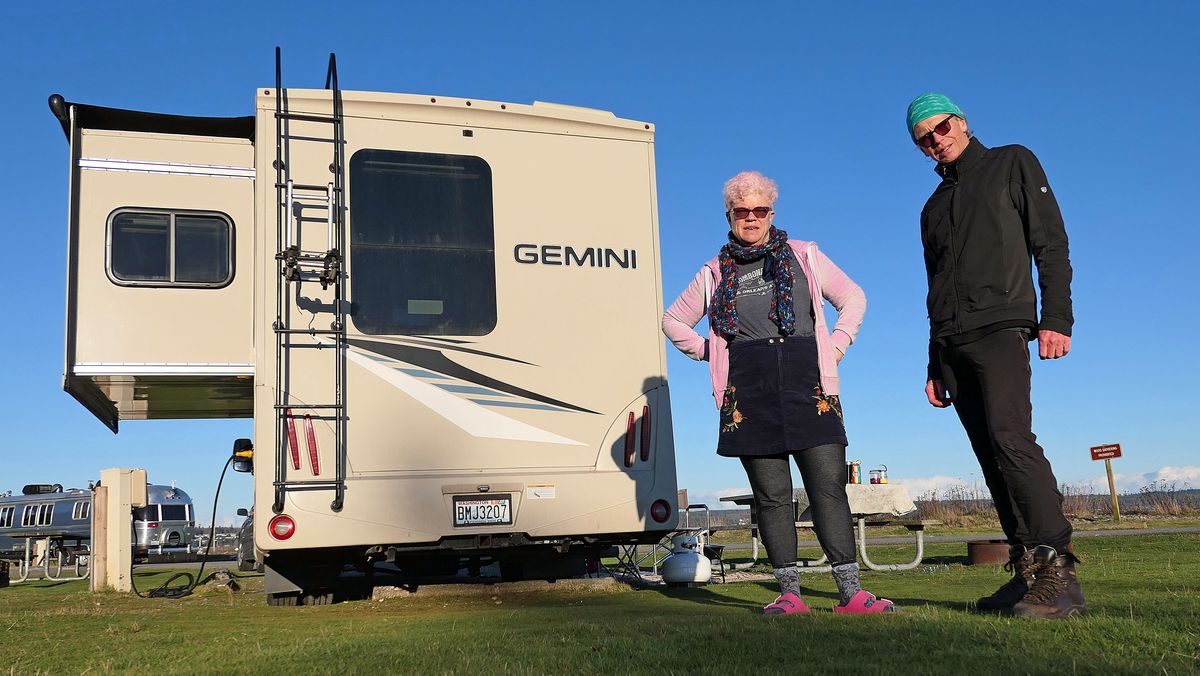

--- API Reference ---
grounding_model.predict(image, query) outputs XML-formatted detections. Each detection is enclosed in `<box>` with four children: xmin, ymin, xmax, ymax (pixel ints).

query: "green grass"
<box><xmin>3</xmin><ymin>534</ymin><xmax>1199</xmax><ymax>675</ymax></box>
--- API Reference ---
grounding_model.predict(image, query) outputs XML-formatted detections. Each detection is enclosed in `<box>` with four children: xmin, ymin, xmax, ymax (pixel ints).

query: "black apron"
<box><xmin>716</xmin><ymin>335</ymin><xmax>848</xmax><ymax>457</ymax></box>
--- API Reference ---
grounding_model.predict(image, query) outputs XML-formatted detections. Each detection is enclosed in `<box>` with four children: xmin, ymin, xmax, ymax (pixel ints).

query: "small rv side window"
<box><xmin>132</xmin><ymin>505</ymin><xmax>159</xmax><ymax>522</ymax></box>
<box><xmin>107</xmin><ymin>209</ymin><xmax>233</xmax><ymax>287</ymax></box>
<box><xmin>72</xmin><ymin>501</ymin><xmax>90</xmax><ymax>520</ymax></box>
<box><xmin>21</xmin><ymin>505</ymin><xmax>37</xmax><ymax>527</ymax></box>
<box><xmin>349</xmin><ymin>150</ymin><xmax>497</xmax><ymax>335</ymax></box>
<box><xmin>0</xmin><ymin>506</ymin><xmax>13</xmax><ymax>528</ymax></box>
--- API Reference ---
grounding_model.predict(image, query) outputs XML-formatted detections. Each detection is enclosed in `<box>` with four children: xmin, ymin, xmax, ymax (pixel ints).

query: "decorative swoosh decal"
<box><xmin>346</xmin><ymin>337</ymin><xmax>599</xmax><ymax>415</ymax></box>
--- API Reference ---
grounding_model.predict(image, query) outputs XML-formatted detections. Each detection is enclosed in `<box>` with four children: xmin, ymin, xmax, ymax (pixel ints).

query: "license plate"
<box><xmin>453</xmin><ymin>495</ymin><xmax>512</xmax><ymax>527</ymax></box>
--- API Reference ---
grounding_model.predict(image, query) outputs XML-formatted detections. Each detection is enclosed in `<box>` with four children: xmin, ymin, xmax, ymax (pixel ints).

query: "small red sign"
<box><xmin>1090</xmin><ymin>444</ymin><xmax>1122</xmax><ymax>461</ymax></box>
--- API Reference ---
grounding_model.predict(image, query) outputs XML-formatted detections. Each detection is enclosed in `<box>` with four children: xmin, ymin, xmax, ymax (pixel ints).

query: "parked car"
<box><xmin>236</xmin><ymin>508</ymin><xmax>261</xmax><ymax>572</ymax></box>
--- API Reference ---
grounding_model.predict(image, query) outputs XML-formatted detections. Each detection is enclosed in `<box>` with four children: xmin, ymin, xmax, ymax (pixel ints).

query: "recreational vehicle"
<box><xmin>50</xmin><ymin>53</ymin><xmax>678</xmax><ymax>604</ymax></box>
<box><xmin>0</xmin><ymin>483</ymin><xmax>195</xmax><ymax>559</ymax></box>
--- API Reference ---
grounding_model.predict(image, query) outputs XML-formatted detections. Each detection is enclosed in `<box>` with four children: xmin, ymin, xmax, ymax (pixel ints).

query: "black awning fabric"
<box><xmin>48</xmin><ymin>94</ymin><xmax>254</xmax><ymax>142</ymax></box>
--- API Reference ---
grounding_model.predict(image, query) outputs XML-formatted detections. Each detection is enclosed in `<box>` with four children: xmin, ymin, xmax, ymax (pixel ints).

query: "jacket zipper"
<box><xmin>947</xmin><ymin>176</ymin><xmax>962</xmax><ymax>334</ymax></box>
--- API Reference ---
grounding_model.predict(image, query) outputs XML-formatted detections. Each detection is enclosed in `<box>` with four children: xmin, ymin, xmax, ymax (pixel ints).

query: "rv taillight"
<box><xmin>147</xmin><ymin>522</ymin><xmax>159</xmax><ymax>529</ymax></box>
<box><xmin>623</xmin><ymin>412</ymin><xmax>636</xmax><ymax>467</ymax></box>
<box><xmin>304</xmin><ymin>414</ymin><xmax>320</xmax><ymax>475</ymax></box>
<box><xmin>650</xmin><ymin>499</ymin><xmax>671</xmax><ymax>523</ymax></box>
<box><xmin>269</xmin><ymin>514</ymin><xmax>296</xmax><ymax>540</ymax></box>
<box><xmin>285</xmin><ymin>409</ymin><xmax>301</xmax><ymax>470</ymax></box>
<box><xmin>639</xmin><ymin>405</ymin><xmax>651</xmax><ymax>462</ymax></box>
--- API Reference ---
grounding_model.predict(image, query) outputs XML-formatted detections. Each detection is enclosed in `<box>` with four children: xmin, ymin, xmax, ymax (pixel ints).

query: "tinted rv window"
<box><xmin>160</xmin><ymin>505</ymin><xmax>187</xmax><ymax>521</ymax></box>
<box><xmin>349</xmin><ymin>150</ymin><xmax>497</xmax><ymax>335</ymax></box>
<box><xmin>108</xmin><ymin>209</ymin><xmax>233</xmax><ymax>287</ymax></box>
<box><xmin>133</xmin><ymin>506</ymin><xmax>159</xmax><ymax>522</ymax></box>
<box><xmin>0</xmin><ymin>506</ymin><xmax>13</xmax><ymax>528</ymax></box>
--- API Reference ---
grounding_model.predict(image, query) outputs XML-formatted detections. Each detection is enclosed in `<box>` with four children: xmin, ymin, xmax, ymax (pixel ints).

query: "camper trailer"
<box><xmin>0</xmin><ymin>483</ymin><xmax>195</xmax><ymax>558</ymax></box>
<box><xmin>50</xmin><ymin>54</ymin><xmax>678</xmax><ymax>604</ymax></box>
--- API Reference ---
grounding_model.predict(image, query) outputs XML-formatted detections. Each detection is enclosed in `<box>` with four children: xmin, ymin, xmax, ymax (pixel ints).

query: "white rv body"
<box><xmin>53</xmin><ymin>76</ymin><xmax>678</xmax><ymax>601</ymax></box>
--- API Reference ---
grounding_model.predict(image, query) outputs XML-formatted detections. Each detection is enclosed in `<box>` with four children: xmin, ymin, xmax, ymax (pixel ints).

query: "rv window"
<box><xmin>0</xmin><ymin>506</ymin><xmax>13</xmax><ymax>528</ymax></box>
<box><xmin>132</xmin><ymin>505</ymin><xmax>159</xmax><ymax>522</ymax></box>
<box><xmin>349</xmin><ymin>150</ymin><xmax>497</xmax><ymax>335</ymax></box>
<box><xmin>108</xmin><ymin>209</ymin><xmax>233</xmax><ymax>287</ymax></box>
<box><xmin>37</xmin><ymin>503</ymin><xmax>53</xmax><ymax>527</ymax></box>
<box><xmin>21</xmin><ymin>505</ymin><xmax>36</xmax><ymax>527</ymax></box>
<box><xmin>160</xmin><ymin>504</ymin><xmax>187</xmax><ymax>521</ymax></box>
<box><xmin>72</xmin><ymin>501</ymin><xmax>90</xmax><ymax>520</ymax></box>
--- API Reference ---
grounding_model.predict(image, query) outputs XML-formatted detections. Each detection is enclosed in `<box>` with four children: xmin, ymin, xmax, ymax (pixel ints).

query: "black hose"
<box><xmin>130</xmin><ymin>456</ymin><xmax>238</xmax><ymax>599</ymax></box>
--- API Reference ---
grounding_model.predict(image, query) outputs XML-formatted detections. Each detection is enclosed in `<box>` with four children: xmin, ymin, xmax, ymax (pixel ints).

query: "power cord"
<box><xmin>129</xmin><ymin>456</ymin><xmax>244</xmax><ymax>599</ymax></box>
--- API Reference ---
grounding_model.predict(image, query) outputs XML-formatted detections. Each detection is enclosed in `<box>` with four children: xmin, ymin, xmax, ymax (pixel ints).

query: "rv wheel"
<box><xmin>302</xmin><ymin>590</ymin><xmax>334</xmax><ymax>605</ymax></box>
<box><xmin>266</xmin><ymin>592</ymin><xmax>301</xmax><ymax>606</ymax></box>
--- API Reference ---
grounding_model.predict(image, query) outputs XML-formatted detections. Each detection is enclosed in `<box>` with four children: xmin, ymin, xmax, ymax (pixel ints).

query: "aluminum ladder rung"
<box><xmin>275</xmin><ymin>112</ymin><xmax>338</xmax><ymax>124</ymax></box>
<box><xmin>274</xmin><ymin>328</ymin><xmax>344</xmax><ymax>336</ymax></box>
<box><xmin>276</xmin><ymin>182</ymin><xmax>341</xmax><ymax>192</ymax></box>
<box><xmin>274</xmin><ymin>404</ymin><xmax>343</xmax><ymax>411</ymax></box>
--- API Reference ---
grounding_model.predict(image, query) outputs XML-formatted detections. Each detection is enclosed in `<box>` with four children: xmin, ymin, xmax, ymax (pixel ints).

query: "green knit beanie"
<box><xmin>906</xmin><ymin>93</ymin><xmax>965</xmax><ymax>139</ymax></box>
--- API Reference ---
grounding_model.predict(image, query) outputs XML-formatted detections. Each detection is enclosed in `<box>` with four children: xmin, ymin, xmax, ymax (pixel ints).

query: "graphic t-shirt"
<box><xmin>731</xmin><ymin>251</ymin><xmax>815</xmax><ymax>342</ymax></box>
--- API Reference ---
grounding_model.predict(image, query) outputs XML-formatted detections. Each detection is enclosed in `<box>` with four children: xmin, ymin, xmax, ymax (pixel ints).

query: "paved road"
<box><xmin>716</xmin><ymin>525</ymin><xmax>1200</xmax><ymax>550</ymax></box>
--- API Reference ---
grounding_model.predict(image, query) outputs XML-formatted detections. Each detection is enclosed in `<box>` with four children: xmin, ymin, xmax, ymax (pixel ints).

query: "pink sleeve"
<box><xmin>662</xmin><ymin>268</ymin><xmax>711</xmax><ymax>361</ymax></box>
<box><xmin>816</xmin><ymin>249</ymin><xmax>866</xmax><ymax>353</ymax></box>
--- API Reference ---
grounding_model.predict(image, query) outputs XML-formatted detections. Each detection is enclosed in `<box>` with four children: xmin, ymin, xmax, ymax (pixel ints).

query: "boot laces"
<box><xmin>1022</xmin><ymin>554</ymin><xmax>1077</xmax><ymax>605</ymax></box>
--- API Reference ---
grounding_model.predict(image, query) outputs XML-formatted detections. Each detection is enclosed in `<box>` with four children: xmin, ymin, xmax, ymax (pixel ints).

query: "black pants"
<box><xmin>939</xmin><ymin>329</ymin><xmax>1072</xmax><ymax>550</ymax></box>
<box><xmin>740</xmin><ymin>443</ymin><xmax>856</xmax><ymax>568</ymax></box>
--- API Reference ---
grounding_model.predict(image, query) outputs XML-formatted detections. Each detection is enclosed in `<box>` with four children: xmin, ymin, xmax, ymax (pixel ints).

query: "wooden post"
<box><xmin>91</xmin><ymin>485</ymin><xmax>108</xmax><ymax>592</ymax></box>
<box><xmin>1105</xmin><ymin>458</ymin><xmax>1121</xmax><ymax>522</ymax></box>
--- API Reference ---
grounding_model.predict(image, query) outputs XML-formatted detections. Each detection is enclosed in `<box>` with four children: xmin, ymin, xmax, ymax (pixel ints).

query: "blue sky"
<box><xmin>7</xmin><ymin>1</ymin><xmax>1198</xmax><ymax>524</ymax></box>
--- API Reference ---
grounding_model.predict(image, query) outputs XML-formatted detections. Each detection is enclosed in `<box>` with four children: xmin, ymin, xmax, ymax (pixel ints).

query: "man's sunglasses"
<box><xmin>729</xmin><ymin>206</ymin><xmax>771</xmax><ymax>220</ymax></box>
<box><xmin>914</xmin><ymin>115</ymin><xmax>957</xmax><ymax>149</ymax></box>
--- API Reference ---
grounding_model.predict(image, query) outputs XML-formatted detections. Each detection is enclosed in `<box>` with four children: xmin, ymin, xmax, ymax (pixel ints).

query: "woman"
<box><xmin>662</xmin><ymin>171</ymin><xmax>896</xmax><ymax>614</ymax></box>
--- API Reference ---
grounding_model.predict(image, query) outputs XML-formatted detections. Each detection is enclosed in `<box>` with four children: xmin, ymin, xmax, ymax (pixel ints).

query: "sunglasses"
<box><xmin>729</xmin><ymin>206</ymin><xmax>772</xmax><ymax>220</ymax></box>
<box><xmin>914</xmin><ymin>115</ymin><xmax>957</xmax><ymax>149</ymax></box>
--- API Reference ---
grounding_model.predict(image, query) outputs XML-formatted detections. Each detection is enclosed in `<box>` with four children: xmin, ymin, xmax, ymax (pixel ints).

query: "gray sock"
<box><xmin>773</xmin><ymin>565</ymin><xmax>802</xmax><ymax>597</ymax></box>
<box><xmin>832</xmin><ymin>562</ymin><xmax>861</xmax><ymax>605</ymax></box>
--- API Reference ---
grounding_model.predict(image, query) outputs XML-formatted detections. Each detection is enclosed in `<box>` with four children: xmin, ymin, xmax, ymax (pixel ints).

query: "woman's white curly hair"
<box><xmin>723</xmin><ymin>171</ymin><xmax>779</xmax><ymax>211</ymax></box>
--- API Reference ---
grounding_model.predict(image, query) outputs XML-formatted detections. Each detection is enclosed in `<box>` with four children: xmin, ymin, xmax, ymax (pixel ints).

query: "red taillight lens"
<box><xmin>147</xmin><ymin>522</ymin><xmax>159</xmax><ymax>528</ymax></box>
<box><xmin>650</xmin><ymin>499</ymin><xmax>671</xmax><ymax>524</ymax></box>
<box><xmin>623</xmin><ymin>411</ymin><xmax>636</xmax><ymax>467</ymax></box>
<box><xmin>639</xmin><ymin>405</ymin><xmax>651</xmax><ymax>462</ymax></box>
<box><xmin>304</xmin><ymin>413</ymin><xmax>320</xmax><ymax>476</ymax></box>
<box><xmin>269</xmin><ymin>514</ymin><xmax>296</xmax><ymax>540</ymax></box>
<box><xmin>285</xmin><ymin>409</ymin><xmax>301</xmax><ymax>470</ymax></box>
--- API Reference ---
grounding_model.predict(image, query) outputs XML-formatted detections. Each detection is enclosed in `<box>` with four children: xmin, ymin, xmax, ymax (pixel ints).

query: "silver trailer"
<box><xmin>0</xmin><ymin>483</ymin><xmax>195</xmax><ymax>559</ymax></box>
<box><xmin>50</xmin><ymin>53</ymin><xmax>678</xmax><ymax>604</ymax></box>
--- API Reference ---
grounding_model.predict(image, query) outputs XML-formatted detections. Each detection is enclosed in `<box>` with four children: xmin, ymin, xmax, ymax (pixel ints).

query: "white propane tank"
<box><xmin>661</xmin><ymin>533</ymin><xmax>712</xmax><ymax>586</ymax></box>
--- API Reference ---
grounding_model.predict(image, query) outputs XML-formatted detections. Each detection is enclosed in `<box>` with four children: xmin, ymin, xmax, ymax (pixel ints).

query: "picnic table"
<box><xmin>719</xmin><ymin>484</ymin><xmax>938</xmax><ymax>572</ymax></box>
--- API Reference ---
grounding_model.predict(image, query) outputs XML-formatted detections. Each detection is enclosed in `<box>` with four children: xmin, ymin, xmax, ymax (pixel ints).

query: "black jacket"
<box><xmin>921</xmin><ymin>138</ymin><xmax>1073</xmax><ymax>379</ymax></box>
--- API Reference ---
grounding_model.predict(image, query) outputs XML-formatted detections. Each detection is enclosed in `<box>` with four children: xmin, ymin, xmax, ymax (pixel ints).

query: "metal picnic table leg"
<box><xmin>857</xmin><ymin>519</ymin><xmax>925</xmax><ymax>571</ymax></box>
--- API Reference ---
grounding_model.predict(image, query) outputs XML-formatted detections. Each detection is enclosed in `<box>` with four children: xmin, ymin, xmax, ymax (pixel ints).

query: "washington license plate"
<box><xmin>453</xmin><ymin>495</ymin><xmax>512</xmax><ymax>527</ymax></box>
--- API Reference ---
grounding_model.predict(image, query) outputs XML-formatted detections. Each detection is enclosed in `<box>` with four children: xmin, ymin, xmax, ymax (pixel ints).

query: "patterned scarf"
<box><xmin>711</xmin><ymin>226</ymin><xmax>796</xmax><ymax>338</ymax></box>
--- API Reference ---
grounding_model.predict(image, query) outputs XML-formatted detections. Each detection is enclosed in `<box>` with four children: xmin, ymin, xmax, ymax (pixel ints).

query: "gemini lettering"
<box><xmin>514</xmin><ymin>244</ymin><xmax>637</xmax><ymax>269</ymax></box>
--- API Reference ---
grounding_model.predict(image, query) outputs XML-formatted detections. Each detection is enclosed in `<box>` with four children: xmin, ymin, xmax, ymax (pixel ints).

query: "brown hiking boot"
<box><xmin>1012</xmin><ymin>545</ymin><xmax>1087</xmax><ymax>619</ymax></box>
<box><xmin>975</xmin><ymin>546</ymin><xmax>1034</xmax><ymax>613</ymax></box>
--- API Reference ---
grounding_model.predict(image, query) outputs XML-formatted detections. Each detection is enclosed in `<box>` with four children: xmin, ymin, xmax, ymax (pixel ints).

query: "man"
<box><xmin>906</xmin><ymin>92</ymin><xmax>1085</xmax><ymax>619</ymax></box>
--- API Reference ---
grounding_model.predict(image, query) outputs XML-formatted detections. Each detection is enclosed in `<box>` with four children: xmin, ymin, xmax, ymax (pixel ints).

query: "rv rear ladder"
<box><xmin>271</xmin><ymin>48</ymin><xmax>348</xmax><ymax>514</ymax></box>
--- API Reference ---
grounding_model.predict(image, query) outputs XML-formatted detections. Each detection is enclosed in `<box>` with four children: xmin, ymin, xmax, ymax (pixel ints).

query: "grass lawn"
<box><xmin>2</xmin><ymin>534</ymin><xmax>1198</xmax><ymax>675</ymax></box>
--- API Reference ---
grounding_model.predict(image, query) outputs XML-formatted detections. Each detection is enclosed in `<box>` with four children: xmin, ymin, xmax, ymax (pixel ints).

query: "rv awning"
<box><xmin>48</xmin><ymin>94</ymin><xmax>255</xmax><ymax>142</ymax></box>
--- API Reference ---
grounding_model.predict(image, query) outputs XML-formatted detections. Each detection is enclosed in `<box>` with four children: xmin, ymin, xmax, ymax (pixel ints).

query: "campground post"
<box><xmin>1090</xmin><ymin>444</ymin><xmax>1123</xmax><ymax>522</ymax></box>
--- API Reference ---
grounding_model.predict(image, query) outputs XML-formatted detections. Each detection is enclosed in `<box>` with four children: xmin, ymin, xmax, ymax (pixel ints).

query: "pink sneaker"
<box><xmin>833</xmin><ymin>590</ymin><xmax>899</xmax><ymax>614</ymax></box>
<box><xmin>763</xmin><ymin>591</ymin><xmax>811</xmax><ymax>615</ymax></box>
